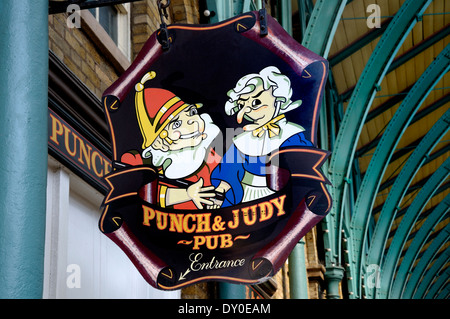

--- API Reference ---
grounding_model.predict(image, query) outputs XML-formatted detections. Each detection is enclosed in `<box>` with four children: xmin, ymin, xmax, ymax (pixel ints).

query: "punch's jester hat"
<box><xmin>135</xmin><ymin>72</ymin><xmax>202</xmax><ymax>154</ymax></box>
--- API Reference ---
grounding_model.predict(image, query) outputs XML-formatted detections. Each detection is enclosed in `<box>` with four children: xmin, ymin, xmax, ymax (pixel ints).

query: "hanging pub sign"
<box><xmin>99</xmin><ymin>8</ymin><xmax>332</xmax><ymax>290</ymax></box>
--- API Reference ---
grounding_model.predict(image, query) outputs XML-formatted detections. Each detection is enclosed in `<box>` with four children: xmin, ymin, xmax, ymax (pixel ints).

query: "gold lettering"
<box><xmin>196</xmin><ymin>213</ymin><xmax>211</xmax><ymax>233</ymax></box>
<box><xmin>183</xmin><ymin>214</ymin><xmax>196</xmax><ymax>233</ymax></box>
<box><xmin>64</xmin><ymin>126</ymin><xmax>77</xmax><ymax>157</ymax></box>
<box><xmin>104</xmin><ymin>159</ymin><xmax>112</xmax><ymax>176</ymax></box>
<box><xmin>242</xmin><ymin>204</ymin><xmax>258</xmax><ymax>226</ymax></box>
<box><xmin>78</xmin><ymin>139</ymin><xmax>92</xmax><ymax>169</ymax></box>
<box><xmin>169</xmin><ymin>213</ymin><xmax>183</xmax><ymax>233</ymax></box>
<box><xmin>156</xmin><ymin>210</ymin><xmax>168</xmax><ymax>230</ymax></box>
<box><xmin>92</xmin><ymin>151</ymin><xmax>104</xmax><ymax>177</ymax></box>
<box><xmin>49</xmin><ymin>113</ymin><xmax>63</xmax><ymax>145</ymax></box>
<box><xmin>219</xmin><ymin>234</ymin><xmax>233</xmax><ymax>248</ymax></box>
<box><xmin>142</xmin><ymin>205</ymin><xmax>155</xmax><ymax>226</ymax></box>
<box><xmin>193</xmin><ymin>236</ymin><xmax>206</xmax><ymax>250</ymax></box>
<box><xmin>228</xmin><ymin>209</ymin><xmax>240</xmax><ymax>229</ymax></box>
<box><xmin>206</xmin><ymin>235</ymin><xmax>219</xmax><ymax>250</ymax></box>
<box><xmin>270</xmin><ymin>195</ymin><xmax>287</xmax><ymax>216</ymax></box>
<box><xmin>258</xmin><ymin>201</ymin><xmax>273</xmax><ymax>222</ymax></box>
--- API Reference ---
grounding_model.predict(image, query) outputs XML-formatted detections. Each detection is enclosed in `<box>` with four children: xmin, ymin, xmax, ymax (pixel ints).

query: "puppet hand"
<box><xmin>207</xmin><ymin>182</ymin><xmax>230</xmax><ymax>209</ymax></box>
<box><xmin>207</xmin><ymin>197</ymin><xmax>224</xmax><ymax>210</ymax></box>
<box><xmin>187</xmin><ymin>178</ymin><xmax>215</xmax><ymax>209</ymax></box>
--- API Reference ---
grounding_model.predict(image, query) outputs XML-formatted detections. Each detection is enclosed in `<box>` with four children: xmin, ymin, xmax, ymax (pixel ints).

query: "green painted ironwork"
<box><xmin>328</xmin><ymin>0</ymin><xmax>433</xmax><ymax>236</ymax></box>
<box><xmin>277</xmin><ymin>0</ymin><xmax>292</xmax><ymax>35</ymax></box>
<box><xmin>324</xmin><ymin>265</ymin><xmax>345</xmax><ymax>299</ymax></box>
<box><xmin>301</xmin><ymin>0</ymin><xmax>347</xmax><ymax>58</ymax></box>
<box><xmin>387</xmin><ymin>24</ymin><xmax>450</xmax><ymax>73</ymax></box>
<box><xmin>436</xmin><ymin>284</ymin><xmax>450</xmax><ymax>299</ymax></box>
<box><xmin>328</xmin><ymin>18</ymin><xmax>390</xmax><ymax>67</ymax></box>
<box><xmin>390</xmin><ymin>194</ymin><xmax>449</xmax><ymax>298</ymax></box>
<box><xmin>424</xmin><ymin>261</ymin><xmax>450</xmax><ymax>299</ymax></box>
<box><xmin>378</xmin><ymin>156</ymin><xmax>450</xmax><ymax>298</ymax></box>
<box><xmin>218</xmin><ymin>282</ymin><xmax>247</xmax><ymax>299</ymax></box>
<box><xmin>404</xmin><ymin>223</ymin><xmax>450</xmax><ymax>299</ymax></box>
<box><xmin>413</xmin><ymin>249</ymin><xmax>450</xmax><ymax>299</ymax></box>
<box><xmin>360</xmin><ymin>92</ymin><xmax>450</xmax><ymax>156</ymax></box>
<box><xmin>354</xmin><ymin>43</ymin><xmax>450</xmax><ymax>298</ymax></box>
<box><xmin>326</xmin><ymin>0</ymin><xmax>432</xmax><ymax>298</ymax></box>
<box><xmin>0</xmin><ymin>0</ymin><xmax>49</xmax><ymax>298</ymax></box>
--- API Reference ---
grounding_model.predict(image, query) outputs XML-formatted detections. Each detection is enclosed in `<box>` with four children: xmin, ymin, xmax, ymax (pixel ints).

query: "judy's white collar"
<box><xmin>233</xmin><ymin>117</ymin><xmax>305</xmax><ymax>157</ymax></box>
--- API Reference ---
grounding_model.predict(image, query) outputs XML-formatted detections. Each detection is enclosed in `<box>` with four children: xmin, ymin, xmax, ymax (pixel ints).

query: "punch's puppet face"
<box><xmin>152</xmin><ymin>104</ymin><xmax>206</xmax><ymax>152</ymax></box>
<box><xmin>236</xmin><ymin>85</ymin><xmax>277</xmax><ymax>128</ymax></box>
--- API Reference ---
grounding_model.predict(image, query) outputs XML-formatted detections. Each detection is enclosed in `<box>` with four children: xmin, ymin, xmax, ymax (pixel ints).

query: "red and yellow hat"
<box><xmin>135</xmin><ymin>72</ymin><xmax>202</xmax><ymax>151</ymax></box>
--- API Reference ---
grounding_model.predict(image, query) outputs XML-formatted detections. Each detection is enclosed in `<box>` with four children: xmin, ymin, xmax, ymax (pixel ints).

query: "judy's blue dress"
<box><xmin>211</xmin><ymin>131</ymin><xmax>312</xmax><ymax>207</ymax></box>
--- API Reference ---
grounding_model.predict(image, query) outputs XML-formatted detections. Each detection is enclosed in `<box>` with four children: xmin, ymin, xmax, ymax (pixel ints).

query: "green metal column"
<box><xmin>218</xmin><ymin>283</ymin><xmax>246</xmax><ymax>299</ymax></box>
<box><xmin>324</xmin><ymin>266</ymin><xmax>344</xmax><ymax>299</ymax></box>
<box><xmin>0</xmin><ymin>0</ymin><xmax>49</xmax><ymax>298</ymax></box>
<box><xmin>278</xmin><ymin>0</ymin><xmax>292</xmax><ymax>35</ymax></box>
<box><xmin>289</xmin><ymin>240</ymin><xmax>309</xmax><ymax>299</ymax></box>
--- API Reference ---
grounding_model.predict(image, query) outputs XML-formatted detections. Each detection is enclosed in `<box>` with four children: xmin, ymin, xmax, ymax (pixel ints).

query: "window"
<box><xmin>90</xmin><ymin>6</ymin><xmax>119</xmax><ymax>44</ymax></box>
<box><xmin>89</xmin><ymin>4</ymin><xmax>131</xmax><ymax>60</ymax></box>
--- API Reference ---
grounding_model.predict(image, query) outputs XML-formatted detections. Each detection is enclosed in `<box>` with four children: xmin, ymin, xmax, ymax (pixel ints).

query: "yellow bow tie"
<box><xmin>252</xmin><ymin>115</ymin><xmax>285</xmax><ymax>138</ymax></box>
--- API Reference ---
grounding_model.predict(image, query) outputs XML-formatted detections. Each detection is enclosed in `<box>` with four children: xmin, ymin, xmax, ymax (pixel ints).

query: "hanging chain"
<box><xmin>157</xmin><ymin>0</ymin><xmax>171</xmax><ymax>50</ymax></box>
<box><xmin>157</xmin><ymin>0</ymin><xmax>170</xmax><ymax>23</ymax></box>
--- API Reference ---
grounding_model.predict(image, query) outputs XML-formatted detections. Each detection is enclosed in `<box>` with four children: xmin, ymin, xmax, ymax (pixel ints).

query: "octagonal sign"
<box><xmin>100</xmin><ymin>11</ymin><xmax>332</xmax><ymax>290</ymax></box>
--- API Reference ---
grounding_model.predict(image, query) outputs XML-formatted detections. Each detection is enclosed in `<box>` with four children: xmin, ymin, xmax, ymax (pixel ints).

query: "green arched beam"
<box><xmin>390</xmin><ymin>194</ymin><xmax>450</xmax><ymax>298</ymax></box>
<box><xmin>414</xmin><ymin>251</ymin><xmax>450</xmax><ymax>299</ymax></box>
<box><xmin>367</xmin><ymin>107</ymin><xmax>450</xmax><ymax>292</ymax></box>
<box><xmin>436</xmin><ymin>283</ymin><xmax>450</xmax><ymax>299</ymax></box>
<box><xmin>425</xmin><ymin>266</ymin><xmax>450</xmax><ymax>299</ymax></box>
<box><xmin>326</xmin><ymin>0</ymin><xmax>432</xmax><ymax>297</ymax></box>
<box><xmin>404</xmin><ymin>223</ymin><xmax>450</xmax><ymax>299</ymax></box>
<box><xmin>353</xmin><ymin>44</ymin><xmax>450</xmax><ymax>297</ymax></box>
<box><xmin>378</xmin><ymin>156</ymin><xmax>450</xmax><ymax>298</ymax></box>
<box><xmin>301</xmin><ymin>0</ymin><xmax>347</xmax><ymax>58</ymax></box>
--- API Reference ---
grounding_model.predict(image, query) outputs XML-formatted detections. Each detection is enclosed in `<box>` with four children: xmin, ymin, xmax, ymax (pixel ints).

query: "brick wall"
<box><xmin>131</xmin><ymin>0</ymin><xmax>199</xmax><ymax>61</ymax></box>
<box><xmin>49</xmin><ymin>1</ymin><xmax>201</xmax><ymax>99</ymax></box>
<box><xmin>171</xmin><ymin>0</ymin><xmax>200</xmax><ymax>24</ymax></box>
<box><xmin>305</xmin><ymin>227</ymin><xmax>326</xmax><ymax>299</ymax></box>
<box><xmin>49</xmin><ymin>13</ymin><xmax>119</xmax><ymax>99</ymax></box>
<box><xmin>131</xmin><ymin>0</ymin><xmax>166</xmax><ymax>60</ymax></box>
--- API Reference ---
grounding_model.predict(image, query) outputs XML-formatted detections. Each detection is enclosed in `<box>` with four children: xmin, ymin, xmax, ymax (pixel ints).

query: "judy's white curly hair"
<box><xmin>224</xmin><ymin>66</ymin><xmax>302</xmax><ymax>117</ymax></box>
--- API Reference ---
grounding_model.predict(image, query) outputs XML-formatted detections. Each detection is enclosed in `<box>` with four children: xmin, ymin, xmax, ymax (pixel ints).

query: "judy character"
<box><xmin>210</xmin><ymin>66</ymin><xmax>312</xmax><ymax>207</ymax></box>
